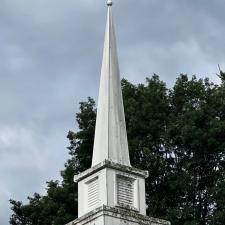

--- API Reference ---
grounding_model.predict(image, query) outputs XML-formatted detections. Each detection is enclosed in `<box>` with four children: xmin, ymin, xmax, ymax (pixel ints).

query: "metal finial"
<box><xmin>107</xmin><ymin>0</ymin><xmax>113</xmax><ymax>6</ymax></box>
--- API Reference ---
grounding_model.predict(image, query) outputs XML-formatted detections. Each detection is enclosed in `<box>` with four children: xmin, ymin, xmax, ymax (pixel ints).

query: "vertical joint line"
<box><xmin>107</xmin><ymin>8</ymin><xmax>111</xmax><ymax>161</ymax></box>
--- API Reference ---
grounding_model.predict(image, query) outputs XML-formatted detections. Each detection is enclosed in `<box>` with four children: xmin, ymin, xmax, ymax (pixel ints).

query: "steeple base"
<box><xmin>74</xmin><ymin>160</ymin><xmax>148</xmax><ymax>217</ymax></box>
<box><xmin>66</xmin><ymin>205</ymin><xmax>170</xmax><ymax>225</ymax></box>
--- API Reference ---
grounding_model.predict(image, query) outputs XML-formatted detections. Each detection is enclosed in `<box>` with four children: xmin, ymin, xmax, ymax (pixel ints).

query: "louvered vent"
<box><xmin>117</xmin><ymin>175</ymin><xmax>134</xmax><ymax>207</ymax></box>
<box><xmin>87</xmin><ymin>177</ymin><xmax>99</xmax><ymax>208</ymax></box>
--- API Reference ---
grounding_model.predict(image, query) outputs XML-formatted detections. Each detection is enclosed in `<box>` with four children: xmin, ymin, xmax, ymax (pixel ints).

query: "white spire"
<box><xmin>92</xmin><ymin>2</ymin><xmax>131</xmax><ymax>167</ymax></box>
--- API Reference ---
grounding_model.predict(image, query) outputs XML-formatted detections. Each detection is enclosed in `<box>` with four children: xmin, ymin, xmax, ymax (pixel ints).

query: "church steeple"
<box><xmin>92</xmin><ymin>1</ymin><xmax>130</xmax><ymax>167</ymax></box>
<box><xmin>66</xmin><ymin>2</ymin><xmax>170</xmax><ymax>225</ymax></box>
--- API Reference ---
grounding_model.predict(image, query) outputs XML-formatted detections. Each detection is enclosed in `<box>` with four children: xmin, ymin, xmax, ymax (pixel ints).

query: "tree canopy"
<box><xmin>10</xmin><ymin>73</ymin><xmax>225</xmax><ymax>225</ymax></box>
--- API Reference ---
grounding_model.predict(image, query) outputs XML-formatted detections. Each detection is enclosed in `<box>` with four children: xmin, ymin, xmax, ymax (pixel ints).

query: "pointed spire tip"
<box><xmin>107</xmin><ymin>0</ymin><xmax>113</xmax><ymax>6</ymax></box>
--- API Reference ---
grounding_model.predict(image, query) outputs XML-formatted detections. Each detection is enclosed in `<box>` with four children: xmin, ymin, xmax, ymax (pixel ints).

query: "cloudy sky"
<box><xmin>0</xmin><ymin>0</ymin><xmax>225</xmax><ymax>224</ymax></box>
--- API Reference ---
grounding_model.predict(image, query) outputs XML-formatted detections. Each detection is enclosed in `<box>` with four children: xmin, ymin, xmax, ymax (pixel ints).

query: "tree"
<box><xmin>122</xmin><ymin>75</ymin><xmax>172</xmax><ymax>218</ymax></box>
<box><xmin>167</xmin><ymin>75</ymin><xmax>225</xmax><ymax>225</ymax></box>
<box><xmin>10</xmin><ymin>74</ymin><xmax>225</xmax><ymax>225</ymax></box>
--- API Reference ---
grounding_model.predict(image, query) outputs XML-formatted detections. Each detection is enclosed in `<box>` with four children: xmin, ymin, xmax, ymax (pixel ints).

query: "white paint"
<box><xmin>67</xmin><ymin>3</ymin><xmax>170</xmax><ymax>225</ymax></box>
<box><xmin>77</xmin><ymin>166</ymin><xmax>146</xmax><ymax>217</ymax></box>
<box><xmin>76</xmin><ymin>3</ymin><xmax>147</xmax><ymax>222</ymax></box>
<box><xmin>92</xmin><ymin>4</ymin><xmax>130</xmax><ymax>167</ymax></box>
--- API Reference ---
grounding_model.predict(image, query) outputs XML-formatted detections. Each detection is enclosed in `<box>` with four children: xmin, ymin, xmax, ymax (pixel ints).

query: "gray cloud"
<box><xmin>0</xmin><ymin>0</ymin><xmax>225</xmax><ymax>224</ymax></box>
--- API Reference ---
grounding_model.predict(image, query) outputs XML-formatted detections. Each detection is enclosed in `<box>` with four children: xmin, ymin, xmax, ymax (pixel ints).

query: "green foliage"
<box><xmin>10</xmin><ymin>181</ymin><xmax>77</xmax><ymax>225</ymax></box>
<box><xmin>167</xmin><ymin>75</ymin><xmax>225</xmax><ymax>225</ymax></box>
<box><xmin>217</xmin><ymin>67</ymin><xmax>225</xmax><ymax>84</ymax></box>
<box><xmin>10</xmin><ymin>75</ymin><xmax>225</xmax><ymax>225</ymax></box>
<box><xmin>122</xmin><ymin>75</ymin><xmax>171</xmax><ymax>218</ymax></box>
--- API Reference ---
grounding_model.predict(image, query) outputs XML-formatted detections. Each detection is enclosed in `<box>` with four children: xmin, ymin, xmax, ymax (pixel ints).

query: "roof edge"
<box><xmin>74</xmin><ymin>160</ymin><xmax>148</xmax><ymax>183</ymax></box>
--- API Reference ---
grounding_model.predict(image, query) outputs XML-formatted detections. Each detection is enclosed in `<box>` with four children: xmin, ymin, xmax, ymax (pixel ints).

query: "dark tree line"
<box><xmin>10</xmin><ymin>72</ymin><xmax>225</xmax><ymax>225</ymax></box>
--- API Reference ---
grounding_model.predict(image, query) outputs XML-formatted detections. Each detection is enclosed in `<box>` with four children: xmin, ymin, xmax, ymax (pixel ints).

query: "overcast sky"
<box><xmin>0</xmin><ymin>0</ymin><xmax>225</xmax><ymax>224</ymax></box>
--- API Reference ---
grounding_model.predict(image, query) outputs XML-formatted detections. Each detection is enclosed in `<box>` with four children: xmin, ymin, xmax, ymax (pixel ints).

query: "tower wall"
<box><xmin>76</xmin><ymin>161</ymin><xmax>148</xmax><ymax>217</ymax></box>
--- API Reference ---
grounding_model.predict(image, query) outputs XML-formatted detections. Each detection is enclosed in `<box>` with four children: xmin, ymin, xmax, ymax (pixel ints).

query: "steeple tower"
<box><xmin>66</xmin><ymin>2</ymin><xmax>170</xmax><ymax>225</ymax></box>
<box><xmin>92</xmin><ymin>0</ymin><xmax>130</xmax><ymax>167</ymax></box>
